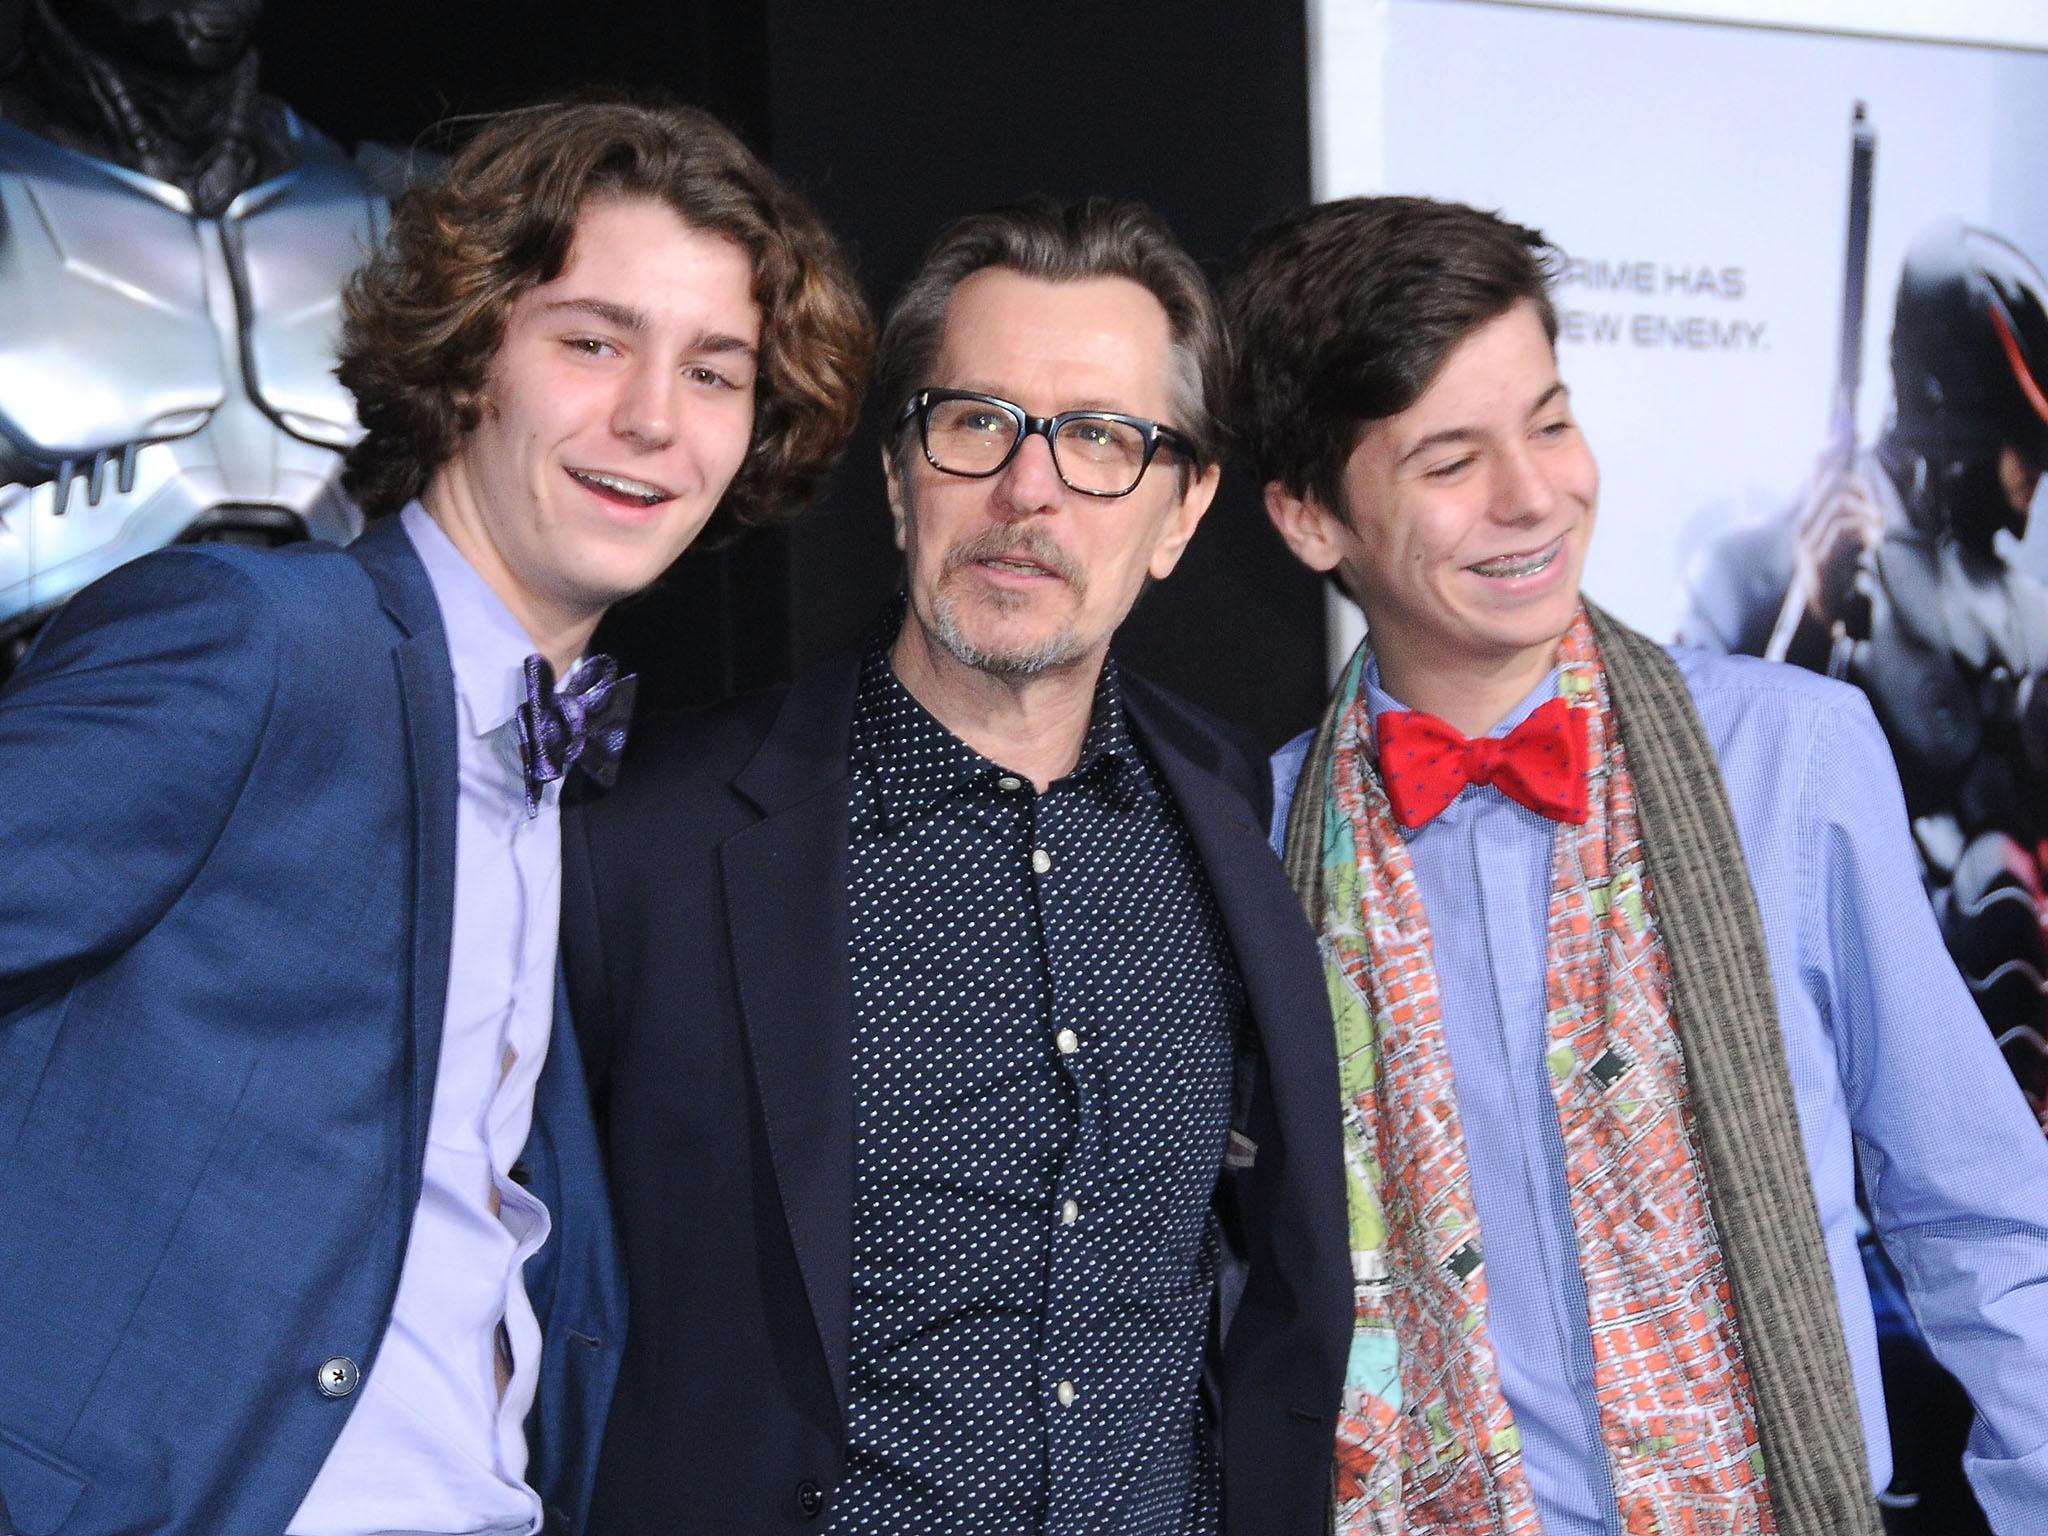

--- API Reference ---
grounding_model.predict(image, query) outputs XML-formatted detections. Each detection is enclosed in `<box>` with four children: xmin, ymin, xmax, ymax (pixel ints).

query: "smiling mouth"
<box><xmin>567</xmin><ymin>467</ymin><xmax>675</xmax><ymax>507</ymax></box>
<box><xmin>1467</xmin><ymin>541</ymin><xmax>1560</xmax><ymax>579</ymax></box>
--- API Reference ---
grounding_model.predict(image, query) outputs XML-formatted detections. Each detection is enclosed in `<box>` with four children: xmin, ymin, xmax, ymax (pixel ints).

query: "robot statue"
<box><xmin>0</xmin><ymin>0</ymin><xmax>391</xmax><ymax>679</ymax></box>
<box><xmin>1680</xmin><ymin>221</ymin><xmax>2048</xmax><ymax>1133</ymax></box>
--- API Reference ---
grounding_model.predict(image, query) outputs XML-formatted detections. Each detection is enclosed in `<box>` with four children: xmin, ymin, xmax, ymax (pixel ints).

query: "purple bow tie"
<box><xmin>513</xmin><ymin>654</ymin><xmax>637</xmax><ymax>816</ymax></box>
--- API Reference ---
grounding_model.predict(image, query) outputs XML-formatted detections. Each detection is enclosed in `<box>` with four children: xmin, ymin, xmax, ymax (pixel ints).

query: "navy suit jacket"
<box><xmin>0</xmin><ymin>516</ymin><xmax>624</xmax><ymax>1536</ymax></box>
<box><xmin>562</xmin><ymin>643</ymin><xmax>1350</xmax><ymax>1533</ymax></box>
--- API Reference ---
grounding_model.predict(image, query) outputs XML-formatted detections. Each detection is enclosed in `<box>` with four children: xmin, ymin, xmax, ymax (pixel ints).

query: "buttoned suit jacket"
<box><xmin>562</xmin><ymin>640</ymin><xmax>1350</xmax><ymax>1534</ymax></box>
<box><xmin>0</xmin><ymin>515</ymin><xmax>624</xmax><ymax>1536</ymax></box>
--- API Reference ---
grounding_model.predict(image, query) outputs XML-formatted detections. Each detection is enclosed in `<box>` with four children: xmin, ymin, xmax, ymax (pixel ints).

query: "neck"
<box><xmin>15</xmin><ymin>0</ymin><xmax>269</xmax><ymax>214</ymax></box>
<box><xmin>419</xmin><ymin>480</ymin><xmax>599</xmax><ymax>678</ymax></box>
<box><xmin>1374</xmin><ymin>633</ymin><xmax>1560</xmax><ymax>737</ymax></box>
<box><xmin>888</xmin><ymin>617</ymin><xmax>1104</xmax><ymax>791</ymax></box>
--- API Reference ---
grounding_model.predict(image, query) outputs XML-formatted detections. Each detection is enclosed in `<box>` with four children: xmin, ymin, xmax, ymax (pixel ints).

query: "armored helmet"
<box><xmin>64</xmin><ymin>0</ymin><xmax>265</xmax><ymax>74</ymax></box>
<box><xmin>1890</xmin><ymin>220</ymin><xmax>2048</xmax><ymax>467</ymax></box>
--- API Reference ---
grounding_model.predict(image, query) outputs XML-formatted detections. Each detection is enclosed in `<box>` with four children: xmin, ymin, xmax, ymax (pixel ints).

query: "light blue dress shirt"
<box><xmin>1272</xmin><ymin>645</ymin><xmax>2048</xmax><ymax>1536</ymax></box>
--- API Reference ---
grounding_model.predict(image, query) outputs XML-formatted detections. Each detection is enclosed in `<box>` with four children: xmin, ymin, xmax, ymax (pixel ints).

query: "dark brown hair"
<box><xmin>338</xmin><ymin>97</ymin><xmax>873</xmax><ymax>530</ymax></box>
<box><xmin>1223</xmin><ymin>195</ymin><xmax>1559</xmax><ymax>516</ymax></box>
<box><xmin>874</xmin><ymin>196</ymin><xmax>1228</xmax><ymax>479</ymax></box>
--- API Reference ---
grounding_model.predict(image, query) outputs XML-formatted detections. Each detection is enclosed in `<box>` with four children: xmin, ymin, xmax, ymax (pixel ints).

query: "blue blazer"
<box><xmin>563</xmin><ymin>646</ymin><xmax>1351</xmax><ymax>1533</ymax></box>
<box><xmin>0</xmin><ymin>517</ymin><xmax>624</xmax><ymax>1536</ymax></box>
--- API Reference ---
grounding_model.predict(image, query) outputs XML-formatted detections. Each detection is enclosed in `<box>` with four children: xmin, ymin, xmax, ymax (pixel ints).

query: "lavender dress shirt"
<box><xmin>289</xmin><ymin>504</ymin><xmax>560</xmax><ymax>1535</ymax></box>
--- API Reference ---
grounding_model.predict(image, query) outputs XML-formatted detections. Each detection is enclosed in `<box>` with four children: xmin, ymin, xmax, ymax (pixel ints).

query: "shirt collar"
<box><xmin>850</xmin><ymin>602</ymin><xmax>1141</xmax><ymax>827</ymax></box>
<box><xmin>1365</xmin><ymin>654</ymin><xmax>1562</xmax><ymax>835</ymax></box>
<box><xmin>400</xmin><ymin>501</ymin><xmax>540</xmax><ymax>739</ymax></box>
<box><xmin>1364</xmin><ymin>653</ymin><xmax>1562</xmax><ymax>742</ymax></box>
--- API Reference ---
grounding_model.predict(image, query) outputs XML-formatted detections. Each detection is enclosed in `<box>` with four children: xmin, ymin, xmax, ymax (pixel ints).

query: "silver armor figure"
<box><xmin>0</xmin><ymin>106</ymin><xmax>379</xmax><ymax>652</ymax></box>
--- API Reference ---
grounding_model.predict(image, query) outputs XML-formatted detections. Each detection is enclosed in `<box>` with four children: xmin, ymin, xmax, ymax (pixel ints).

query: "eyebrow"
<box><xmin>543</xmin><ymin>297</ymin><xmax>648</xmax><ymax>331</ymax></box>
<box><xmin>541</xmin><ymin>297</ymin><xmax>758</xmax><ymax>356</ymax></box>
<box><xmin>949</xmin><ymin>384</ymin><xmax>1148</xmax><ymax>419</ymax></box>
<box><xmin>1396</xmin><ymin>381</ymin><xmax>1570</xmax><ymax>468</ymax></box>
<box><xmin>692</xmin><ymin>331</ymin><xmax>759</xmax><ymax>357</ymax></box>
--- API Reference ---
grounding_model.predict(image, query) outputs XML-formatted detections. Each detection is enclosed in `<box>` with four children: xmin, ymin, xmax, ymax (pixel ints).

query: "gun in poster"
<box><xmin>1765</xmin><ymin>101</ymin><xmax>1878</xmax><ymax>667</ymax></box>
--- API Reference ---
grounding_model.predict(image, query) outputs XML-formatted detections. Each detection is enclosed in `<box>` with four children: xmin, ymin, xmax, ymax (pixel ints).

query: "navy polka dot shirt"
<box><xmin>827</xmin><ymin>633</ymin><xmax>1243</xmax><ymax>1535</ymax></box>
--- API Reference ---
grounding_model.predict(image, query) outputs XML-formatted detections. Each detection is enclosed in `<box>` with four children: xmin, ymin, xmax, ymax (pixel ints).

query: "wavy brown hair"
<box><xmin>338</xmin><ymin>97</ymin><xmax>873</xmax><ymax>533</ymax></box>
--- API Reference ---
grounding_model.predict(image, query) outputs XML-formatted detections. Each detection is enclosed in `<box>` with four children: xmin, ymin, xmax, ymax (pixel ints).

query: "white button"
<box><xmin>1060</xmin><ymin>1198</ymin><xmax>1079</xmax><ymax>1226</ymax></box>
<box><xmin>1055</xmin><ymin>1028</ymin><xmax>1079</xmax><ymax>1056</ymax></box>
<box><xmin>1031</xmin><ymin>847</ymin><xmax>1053</xmax><ymax>874</ymax></box>
<box><xmin>1055</xmin><ymin>1379</ymin><xmax>1077</xmax><ymax>1407</ymax></box>
<box><xmin>997</xmin><ymin>774</ymin><xmax>1024</xmax><ymax>792</ymax></box>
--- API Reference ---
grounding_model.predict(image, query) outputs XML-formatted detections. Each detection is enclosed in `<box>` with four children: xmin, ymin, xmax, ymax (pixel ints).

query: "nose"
<box><xmin>990</xmin><ymin>427</ymin><xmax>1064</xmax><ymax>519</ymax></box>
<box><xmin>611</xmin><ymin>360</ymin><xmax>679</xmax><ymax>450</ymax></box>
<box><xmin>1494</xmin><ymin>441</ymin><xmax>1558</xmax><ymax>526</ymax></box>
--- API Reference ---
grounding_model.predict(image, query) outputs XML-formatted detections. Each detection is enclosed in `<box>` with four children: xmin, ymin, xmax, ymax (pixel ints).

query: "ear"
<box><xmin>882</xmin><ymin>443</ymin><xmax>909</xmax><ymax>551</ymax></box>
<box><xmin>1263</xmin><ymin>480</ymin><xmax>1348</xmax><ymax>574</ymax></box>
<box><xmin>1998</xmin><ymin>444</ymin><xmax>2042</xmax><ymax>518</ymax></box>
<box><xmin>1144</xmin><ymin>461</ymin><xmax>1223</xmax><ymax>582</ymax></box>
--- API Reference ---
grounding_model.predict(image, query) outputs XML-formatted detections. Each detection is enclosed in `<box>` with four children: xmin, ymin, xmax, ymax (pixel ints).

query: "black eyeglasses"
<box><xmin>895</xmin><ymin>389</ymin><xmax>1191</xmax><ymax>498</ymax></box>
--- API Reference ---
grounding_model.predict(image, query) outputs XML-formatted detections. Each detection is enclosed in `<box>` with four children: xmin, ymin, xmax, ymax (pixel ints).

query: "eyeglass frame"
<box><xmin>893</xmin><ymin>388</ymin><xmax>1194</xmax><ymax>499</ymax></box>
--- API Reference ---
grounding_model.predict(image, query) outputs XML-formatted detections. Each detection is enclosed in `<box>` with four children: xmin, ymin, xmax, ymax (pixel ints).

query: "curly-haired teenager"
<box><xmin>0</xmin><ymin>97</ymin><xmax>870</xmax><ymax>1536</ymax></box>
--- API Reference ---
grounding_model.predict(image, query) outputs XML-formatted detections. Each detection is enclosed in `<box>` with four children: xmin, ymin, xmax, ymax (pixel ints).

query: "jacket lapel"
<box><xmin>349</xmin><ymin>516</ymin><xmax>459</xmax><ymax>1204</ymax></box>
<box><xmin>1122</xmin><ymin>683</ymin><xmax>1323</xmax><ymax>1157</ymax></box>
<box><xmin>720</xmin><ymin>655</ymin><xmax>861</xmax><ymax>1409</ymax></box>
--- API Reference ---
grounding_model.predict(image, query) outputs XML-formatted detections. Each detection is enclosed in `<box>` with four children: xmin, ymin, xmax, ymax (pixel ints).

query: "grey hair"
<box><xmin>875</xmin><ymin>196</ymin><xmax>1228</xmax><ymax>481</ymax></box>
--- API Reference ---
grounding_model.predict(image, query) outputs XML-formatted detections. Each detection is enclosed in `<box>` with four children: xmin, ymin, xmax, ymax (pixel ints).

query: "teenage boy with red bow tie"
<box><xmin>1225</xmin><ymin>195</ymin><xmax>2048</xmax><ymax>1536</ymax></box>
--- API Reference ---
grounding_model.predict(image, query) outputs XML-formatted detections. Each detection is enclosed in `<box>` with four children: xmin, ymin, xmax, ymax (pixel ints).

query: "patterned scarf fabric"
<box><xmin>1311</xmin><ymin>610</ymin><xmax>1774</xmax><ymax>1535</ymax></box>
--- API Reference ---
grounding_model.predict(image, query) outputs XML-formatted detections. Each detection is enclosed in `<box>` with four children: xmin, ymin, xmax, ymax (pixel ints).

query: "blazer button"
<box><xmin>316</xmin><ymin>1355</ymin><xmax>360</xmax><ymax>1397</ymax></box>
<box><xmin>795</xmin><ymin>1480</ymin><xmax>824</xmax><ymax>1519</ymax></box>
<box><xmin>509</xmin><ymin>1159</ymin><xmax>532</xmax><ymax>1186</ymax></box>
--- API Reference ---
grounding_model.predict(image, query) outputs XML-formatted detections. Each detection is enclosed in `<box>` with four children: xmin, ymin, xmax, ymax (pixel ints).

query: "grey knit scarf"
<box><xmin>1281</xmin><ymin>601</ymin><xmax>1880</xmax><ymax>1536</ymax></box>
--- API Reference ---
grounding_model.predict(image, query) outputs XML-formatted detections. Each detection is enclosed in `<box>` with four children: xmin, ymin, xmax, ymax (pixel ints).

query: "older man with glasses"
<box><xmin>563</xmin><ymin>197</ymin><xmax>1350</xmax><ymax>1535</ymax></box>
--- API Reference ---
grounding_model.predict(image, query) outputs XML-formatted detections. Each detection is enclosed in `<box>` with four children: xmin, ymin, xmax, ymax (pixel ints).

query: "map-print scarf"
<box><xmin>1281</xmin><ymin>604</ymin><xmax>1879</xmax><ymax>1536</ymax></box>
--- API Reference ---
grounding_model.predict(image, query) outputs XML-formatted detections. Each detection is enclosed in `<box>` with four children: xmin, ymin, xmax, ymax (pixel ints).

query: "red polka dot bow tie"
<box><xmin>1376</xmin><ymin>696</ymin><xmax>1589</xmax><ymax>830</ymax></box>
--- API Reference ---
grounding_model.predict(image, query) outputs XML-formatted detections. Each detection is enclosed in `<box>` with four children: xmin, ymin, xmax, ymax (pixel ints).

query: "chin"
<box><xmin>929</xmin><ymin>603</ymin><xmax>1083</xmax><ymax>679</ymax></box>
<box><xmin>1494</xmin><ymin>615</ymin><xmax>1578</xmax><ymax>665</ymax></box>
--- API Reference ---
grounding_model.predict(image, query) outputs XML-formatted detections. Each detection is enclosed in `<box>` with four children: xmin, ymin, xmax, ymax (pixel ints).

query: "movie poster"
<box><xmin>1311</xmin><ymin>0</ymin><xmax>2048</xmax><ymax>637</ymax></box>
<box><xmin>1310</xmin><ymin>11</ymin><xmax>2048</xmax><ymax>1526</ymax></box>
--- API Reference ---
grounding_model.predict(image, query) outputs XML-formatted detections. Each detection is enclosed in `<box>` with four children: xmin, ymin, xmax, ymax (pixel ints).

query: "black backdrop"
<box><xmin>258</xmin><ymin>0</ymin><xmax>1328</xmax><ymax>749</ymax></box>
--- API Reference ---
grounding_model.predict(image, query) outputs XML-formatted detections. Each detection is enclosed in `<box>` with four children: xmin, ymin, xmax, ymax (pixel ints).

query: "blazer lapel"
<box><xmin>350</xmin><ymin>516</ymin><xmax>459</xmax><ymax>1203</ymax></box>
<box><xmin>1123</xmin><ymin>685</ymin><xmax>1328</xmax><ymax>1157</ymax></box>
<box><xmin>720</xmin><ymin>656</ymin><xmax>861</xmax><ymax>1409</ymax></box>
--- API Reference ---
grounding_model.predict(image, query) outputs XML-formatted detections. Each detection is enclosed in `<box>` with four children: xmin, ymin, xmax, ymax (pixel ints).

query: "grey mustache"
<box><xmin>942</xmin><ymin>528</ymin><xmax>1083</xmax><ymax>590</ymax></box>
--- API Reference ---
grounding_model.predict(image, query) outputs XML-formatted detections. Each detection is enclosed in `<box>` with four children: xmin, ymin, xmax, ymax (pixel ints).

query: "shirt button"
<box><xmin>997</xmin><ymin>774</ymin><xmax>1024</xmax><ymax>792</ymax></box>
<box><xmin>1031</xmin><ymin>847</ymin><xmax>1053</xmax><ymax>874</ymax></box>
<box><xmin>1055</xmin><ymin>1379</ymin><xmax>1077</xmax><ymax>1407</ymax></box>
<box><xmin>1060</xmin><ymin>1198</ymin><xmax>1079</xmax><ymax>1226</ymax></box>
<box><xmin>1055</xmin><ymin>1028</ymin><xmax>1079</xmax><ymax>1056</ymax></box>
<box><xmin>316</xmin><ymin>1356</ymin><xmax>360</xmax><ymax>1397</ymax></box>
